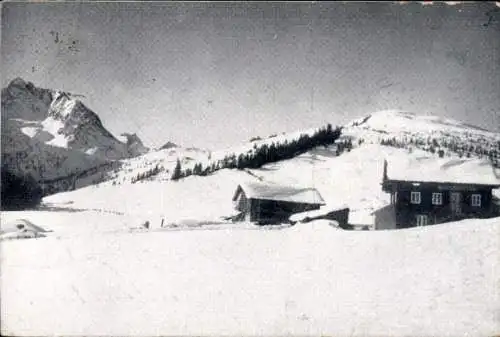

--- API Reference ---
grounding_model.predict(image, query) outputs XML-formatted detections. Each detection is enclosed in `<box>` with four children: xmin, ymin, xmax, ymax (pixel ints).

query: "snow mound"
<box><xmin>0</xmin><ymin>230</ymin><xmax>46</xmax><ymax>241</ymax></box>
<box><xmin>289</xmin><ymin>205</ymin><xmax>349</xmax><ymax>223</ymax></box>
<box><xmin>1</xmin><ymin>218</ymin><xmax>50</xmax><ymax>233</ymax></box>
<box><xmin>289</xmin><ymin>219</ymin><xmax>341</xmax><ymax>232</ymax></box>
<box><xmin>0</xmin><ymin>219</ymin><xmax>49</xmax><ymax>241</ymax></box>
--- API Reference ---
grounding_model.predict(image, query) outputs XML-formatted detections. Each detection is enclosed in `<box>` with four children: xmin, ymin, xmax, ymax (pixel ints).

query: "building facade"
<box><xmin>381</xmin><ymin>160</ymin><xmax>500</xmax><ymax>228</ymax></box>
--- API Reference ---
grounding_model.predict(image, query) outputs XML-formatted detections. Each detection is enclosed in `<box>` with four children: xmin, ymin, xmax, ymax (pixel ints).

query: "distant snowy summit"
<box><xmin>1</xmin><ymin>78</ymin><xmax>149</xmax><ymax>188</ymax></box>
<box><xmin>159</xmin><ymin>141</ymin><xmax>179</xmax><ymax>150</ymax></box>
<box><xmin>347</xmin><ymin>109</ymin><xmax>496</xmax><ymax>136</ymax></box>
<box><xmin>344</xmin><ymin>109</ymin><xmax>500</xmax><ymax>157</ymax></box>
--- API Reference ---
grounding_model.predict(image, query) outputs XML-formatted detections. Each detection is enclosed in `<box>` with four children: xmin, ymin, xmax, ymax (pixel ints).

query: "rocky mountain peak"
<box><xmin>119</xmin><ymin>133</ymin><xmax>150</xmax><ymax>157</ymax></box>
<box><xmin>1</xmin><ymin>78</ymin><xmax>149</xmax><ymax>194</ymax></box>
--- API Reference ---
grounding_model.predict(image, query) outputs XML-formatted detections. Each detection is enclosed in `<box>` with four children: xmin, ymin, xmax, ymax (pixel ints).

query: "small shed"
<box><xmin>232</xmin><ymin>181</ymin><xmax>326</xmax><ymax>225</ymax></box>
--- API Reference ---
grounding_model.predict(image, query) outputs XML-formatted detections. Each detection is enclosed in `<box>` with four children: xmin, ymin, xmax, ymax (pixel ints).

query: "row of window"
<box><xmin>408</xmin><ymin>192</ymin><xmax>482</xmax><ymax>206</ymax></box>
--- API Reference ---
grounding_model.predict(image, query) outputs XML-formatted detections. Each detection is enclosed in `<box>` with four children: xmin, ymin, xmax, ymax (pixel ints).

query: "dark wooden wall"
<box><xmin>391</xmin><ymin>184</ymin><xmax>495</xmax><ymax>227</ymax></box>
<box><xmin>249</xmin><ymin>198</ymin><xmax>321</xmax><ymax>225</ymax></box>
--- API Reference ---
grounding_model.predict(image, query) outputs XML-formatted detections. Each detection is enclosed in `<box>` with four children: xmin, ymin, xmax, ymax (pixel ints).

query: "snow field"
<box><xmin>1</xmin><ymin>217</ymin><xmax>499</xmax><ymax>336</ymax></box>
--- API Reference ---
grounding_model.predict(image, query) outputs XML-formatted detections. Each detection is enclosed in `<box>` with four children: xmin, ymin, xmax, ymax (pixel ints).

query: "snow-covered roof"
<box><xmin>289</xmin><ymin>204</ymin><xmax>349</xmax><ymax>223</ymax></box>
<box><xmin>233</xmin><ymin>181</ymin><xmax>325</xmax><ymax>205</ymax></box>
<box><xmin>385</xmin><ymin>157</ymin><xmax>500</xmax><ymax>186</ymax></box>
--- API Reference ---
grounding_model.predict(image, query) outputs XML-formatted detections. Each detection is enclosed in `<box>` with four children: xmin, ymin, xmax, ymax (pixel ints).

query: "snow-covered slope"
<box><xmin>345</xmin><ymin>109</ymin><xmax>500</xmax><ymax>159</ymax></box>
<box><xmin>347</xmin><ymin>110</ymin><xmax>496</xmax><ymax>137</ymax></box>
<box><xmin>1</xmin><ymin>78</ymin><xmax>148</xmax><ymax>187</ymax></box>
<box><xmin>98</xmin><ymin>124</ymin><xmax>340</xmax><ymax>186</ymax></box>
<box><xmin>104</xmin><ymin>145</ymin><xmax>210</xmax><ymax>185</ymax></box>
<box><xmin>38</xmin><ymin>109</ymin><xmax>500</xmax><ymax>225</ymax></box>
<box><xmin>97</xmin><ymin>110</ymin><xmax>500</xmax><ymax>191</ymax></box>
<box><xmin>42</xmin><ymin>144</ymin><xmax>500</xmax><ymax>228</ymax></box>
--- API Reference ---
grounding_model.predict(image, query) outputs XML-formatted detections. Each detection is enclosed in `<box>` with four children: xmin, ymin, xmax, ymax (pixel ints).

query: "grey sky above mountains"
<box><xmin>2</xmin><ymin>2</ymin><xmax>499</xmax><ymax>149</ymax></box>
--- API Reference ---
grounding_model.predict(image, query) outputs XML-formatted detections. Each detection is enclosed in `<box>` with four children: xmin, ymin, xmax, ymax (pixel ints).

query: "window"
<box><xmin>432</xmin><ymin>192</ymin><xmax>443</xmax><ymax>205</ymax></box>
<box><xmin>471</xmin><ymin>194</ymin><xmax>481</xmax><ymax>207</ymax></box>
<box><xmin>416</xmin><ymin>214</ymin><xmax>428</xmax><ymax>226</ymax></box>
<box><xmin>410</xmin><ymin>191</ymin><xmax>421</xmax><ymax>204</ymax></box>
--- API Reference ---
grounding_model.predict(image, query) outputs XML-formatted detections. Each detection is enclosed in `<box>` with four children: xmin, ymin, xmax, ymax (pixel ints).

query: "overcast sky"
<box><xmin>2</xmin><ymin>2</ymin><xmax>499</xmax><ymax>149</ymax></box>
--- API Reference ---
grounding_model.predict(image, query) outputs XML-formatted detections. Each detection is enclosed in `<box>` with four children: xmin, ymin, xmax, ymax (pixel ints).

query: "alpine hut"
<box><xmin>379</xmin><ymin>157</ymin><xmax>500</xmax><ymax>229</ymax></box>
<box><xmin>232</xmin><ymin>181</ymin><xmax>325</xmax><ymax>225</ymax></box>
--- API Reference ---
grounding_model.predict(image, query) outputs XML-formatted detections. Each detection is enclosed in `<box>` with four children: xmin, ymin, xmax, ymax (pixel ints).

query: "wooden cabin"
<box><xmin>232</xmin><ymin>181</ymin><xmax>325</xmax><ymax>225</ymax></box>
<box><xmin>380</xmin><ymin>158</ymin><xmax>500</xmax><ymax>229</ymax></box>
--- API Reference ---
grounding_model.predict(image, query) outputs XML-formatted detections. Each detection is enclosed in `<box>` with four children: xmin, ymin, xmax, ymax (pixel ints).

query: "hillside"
<box><xmin>344</xmin><ymin>110</ymin><xmax>500</xmax><ymax>163</ymax></box>
<box><xmin>39</xmin><ymin>110</ymin><xmax>499</xmax><ymax>224</ymax></box>
<box><xmin>43</xmin><ymin>145</ymin><xmax>500</xmax><ymax>228</ymax></box>
<box><xmin>92</xmin><ymin>110</ymin><xmax>500</xmax><ymax>189</ymax></box>
<box><xmin>99</xmin><ymin>123</ymin><xmax>344</xmax><ymax>186</ymax></box>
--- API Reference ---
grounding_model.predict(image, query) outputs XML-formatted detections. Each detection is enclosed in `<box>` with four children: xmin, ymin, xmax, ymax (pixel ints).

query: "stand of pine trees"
<box><xmin>37</xmin><ymin>161</ymin><xmax>120</xmax><ymax>196</ymax></box>
<box><xmin>131</xmin><ymin>164</ymin><xmax>163</xmax><ymax>184</ymax></box>
<box><xmin>1</xmin><ymin>166</ymin><xmax>43</xmax><ymax>210</ymax></box>
<box><xmin>380</xmin><ymin>134</ymin><xmax>500</xmax><ymax>167</ymax></box>
<box><xmin>171</xmin><ymin>124</ymin><xmax>344</xmax><ymax>180</ymax></box>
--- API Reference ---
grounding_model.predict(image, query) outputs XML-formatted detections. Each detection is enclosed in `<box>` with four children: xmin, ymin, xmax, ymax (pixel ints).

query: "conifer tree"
<box><xmin>171</xmin><ymin>159</ymin><xmax>182</xmax><ymax>181</ymax></box>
